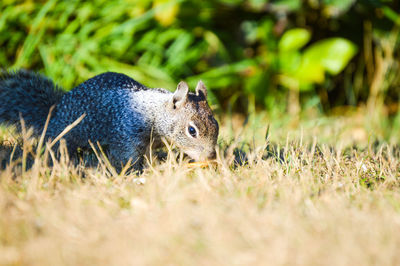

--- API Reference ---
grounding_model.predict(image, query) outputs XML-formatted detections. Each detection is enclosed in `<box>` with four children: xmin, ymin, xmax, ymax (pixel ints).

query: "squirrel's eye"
<box><xmin>188</xmin><ymin>126</ymin><xmax>197</xmax><ymax>138</ymax></box>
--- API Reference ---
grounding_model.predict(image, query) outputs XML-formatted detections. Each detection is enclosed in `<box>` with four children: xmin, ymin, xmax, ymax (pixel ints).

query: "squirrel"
<box><xmin>0</xmin><ymin>70</ymin><xmax>219</xmax><ymax>169</ymax></box>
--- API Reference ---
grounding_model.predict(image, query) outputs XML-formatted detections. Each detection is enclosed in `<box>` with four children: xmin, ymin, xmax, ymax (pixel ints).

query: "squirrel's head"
<box><xmin>167</xmin><ymin>80</ymin><xmax>219</xmax><ymax>161</ymax></box>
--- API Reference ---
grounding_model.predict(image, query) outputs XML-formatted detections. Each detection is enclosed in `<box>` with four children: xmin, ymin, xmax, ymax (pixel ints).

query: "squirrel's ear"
<box><xmin>195</xmin><ymin>80</ymin><xmax>207</xmax><ymax>99</ymax></box>
<box><xmin>172</xmin><ymin>81</ymin><xmax>189</xmax><ymax>109</ymax></box>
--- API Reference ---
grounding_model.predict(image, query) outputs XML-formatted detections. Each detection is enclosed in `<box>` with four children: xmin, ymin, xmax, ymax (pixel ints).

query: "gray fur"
<box><xmin>0</xmin><ymin>70</ymin><xmax>219</xmax><ymax>169</ymax></box>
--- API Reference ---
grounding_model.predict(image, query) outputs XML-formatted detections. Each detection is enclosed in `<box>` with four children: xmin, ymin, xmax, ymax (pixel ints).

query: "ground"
<box><xmin>0</xmin><ymin>112</ymin><xmax>400</xmax><ymax>266</ymax></box>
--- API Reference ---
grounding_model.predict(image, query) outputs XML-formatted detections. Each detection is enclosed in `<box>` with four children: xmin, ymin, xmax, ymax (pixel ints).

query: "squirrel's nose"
<box><xmin>208</xmin><ymin>150</ymin><xmax>216</xmax><ymax>160</ymax></box>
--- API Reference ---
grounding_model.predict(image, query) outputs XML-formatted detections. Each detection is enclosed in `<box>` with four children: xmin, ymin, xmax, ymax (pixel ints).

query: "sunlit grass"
<box><xmin>0</xmin><ymin>113</ymin><xmax>399</xmax><ymax>265</ymax></box>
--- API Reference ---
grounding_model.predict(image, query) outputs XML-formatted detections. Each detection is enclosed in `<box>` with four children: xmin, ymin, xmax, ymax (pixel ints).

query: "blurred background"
<box><xmin>0</xmin><ymin>0</ymin><xmax>399</xmax><ymax>132</ymax></box>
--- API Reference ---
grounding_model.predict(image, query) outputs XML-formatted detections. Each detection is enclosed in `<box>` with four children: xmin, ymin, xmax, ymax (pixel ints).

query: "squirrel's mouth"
<box><xmin>184</xmin><ymin>149</ymin><xmax>216</xmax><ymax>162</ymax></box>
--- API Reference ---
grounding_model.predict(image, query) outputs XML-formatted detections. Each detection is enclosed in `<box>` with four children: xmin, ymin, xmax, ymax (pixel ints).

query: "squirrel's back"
<box><xmin>46</xmin><ymin>72</ymin><xmax>157</xmax><ymax>151</ymax></box>
<box><xmin>0</xmin><ymin>71</ymin><xmax>146</xmax><ymax>135</ymax></box>
<box><xmin>0</xmin><ymin>70</ymin><xmax>64</xmax><ymax>133</ymax></box>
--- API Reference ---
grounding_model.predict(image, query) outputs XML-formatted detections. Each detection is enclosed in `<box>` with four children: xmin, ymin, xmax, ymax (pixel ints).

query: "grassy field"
<box><xmin>0</xmin><ymin>112</ymin><xmax>400</xmax><ymax>266</ymax></box>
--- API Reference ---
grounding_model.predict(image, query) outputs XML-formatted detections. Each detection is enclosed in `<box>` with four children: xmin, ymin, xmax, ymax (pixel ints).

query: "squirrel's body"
<box><xmin>0</xmin><ymin>70</ymin><xmax>219</xmax><ymax>169</ymax></box>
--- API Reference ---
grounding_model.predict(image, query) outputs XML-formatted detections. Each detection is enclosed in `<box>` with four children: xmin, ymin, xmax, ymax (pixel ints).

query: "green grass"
<box><xmin>0</xmin><ymin>113</ymin><xmax>400</xmax><ymax>265</ymax></box>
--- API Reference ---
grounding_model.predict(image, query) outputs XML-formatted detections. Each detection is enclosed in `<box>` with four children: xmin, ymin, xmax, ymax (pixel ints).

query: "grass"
<box><xmin>0</xmin><ymin>113</ymin><xmax>400</xmax><ymax>266</ymax></box>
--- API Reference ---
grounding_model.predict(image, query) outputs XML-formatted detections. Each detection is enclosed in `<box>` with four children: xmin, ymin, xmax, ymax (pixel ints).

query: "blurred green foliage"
<box><xmin>0</xmin><ymin>0</ymin><xmax>399</xmax><ymax>116</ymax></box>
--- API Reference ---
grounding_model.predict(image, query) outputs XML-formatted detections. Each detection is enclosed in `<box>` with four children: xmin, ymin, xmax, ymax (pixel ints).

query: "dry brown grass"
<box><xmin>0</xmin><ymin>114</ymin><xmax>400</xmax><ymax>266</ymax></box>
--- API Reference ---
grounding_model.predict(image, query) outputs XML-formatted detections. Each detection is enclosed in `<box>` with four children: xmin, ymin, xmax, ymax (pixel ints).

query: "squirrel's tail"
<box><xmin>0</xmin><ymin>70</ymin><xmax>65</xmax><ymax>134</ymax></box>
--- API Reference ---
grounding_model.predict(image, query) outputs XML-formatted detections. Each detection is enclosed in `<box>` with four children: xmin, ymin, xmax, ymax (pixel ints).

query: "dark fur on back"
<box><xmin>0</xmin><ymin>70</ymin><xmax>65</xmax><ymax>133</ymax></box>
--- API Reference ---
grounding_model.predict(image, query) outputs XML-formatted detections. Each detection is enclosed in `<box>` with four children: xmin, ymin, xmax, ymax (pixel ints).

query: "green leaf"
<box><xmin>271</xmin><ymin>0</ymin><xmax>301</xmax><ymax>12</ymax></box>
<box><xmin>295</xmin><ymin>61</ymin><xmax>325</xmax><ymax>84</ymax></box>
<box><xmin>302</xmin><ymin>38</ymin><xmax>357</xmax><ymax>75</ymax></box>
<box><xmin>187</xmin><ymin>59</ymin><xmax>256</xmax><ymax>89</ymax></box>
<box><xmin>382</xmin><ymin>6</ymin><xmax>400</xmax><ymax>26</ymax></box>
<box><xmin>322</xmin><ymin>0</ymin><xmax>356</xmax><ymax>17</ymax></box>
<box><xmin>278</xmin><ymin>51</ymin><xmax>302</xmax><ymax>74</ymax></box>
<box><xmin>279</xmin><ymin>28</ymin><xmax>311</xmax><ymax>52</ymax></box>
